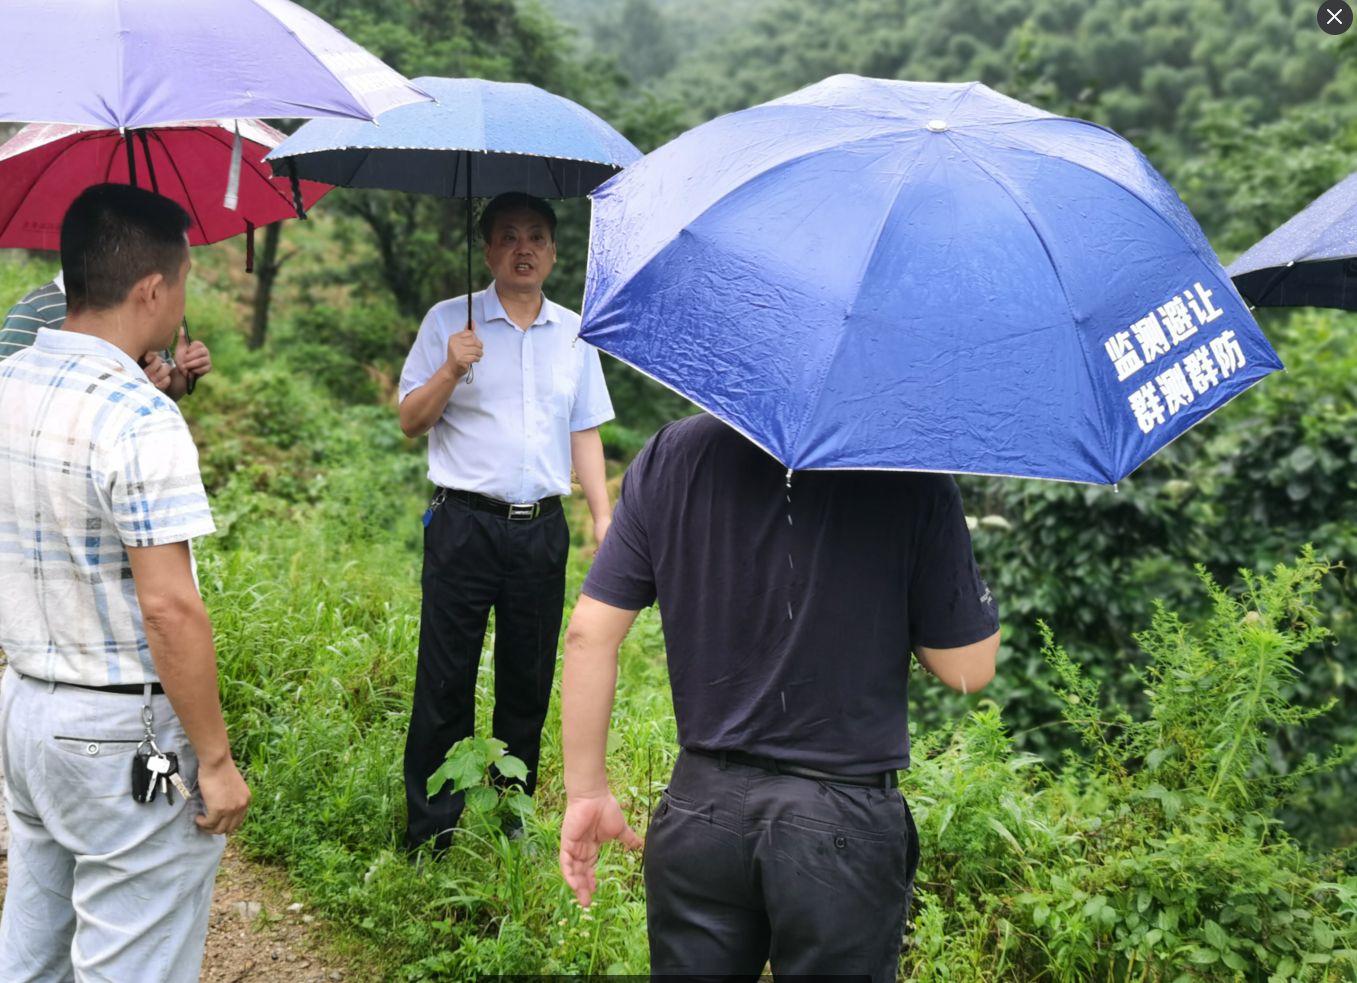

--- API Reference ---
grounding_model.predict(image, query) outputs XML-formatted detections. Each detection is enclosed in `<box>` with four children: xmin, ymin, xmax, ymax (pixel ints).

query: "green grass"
<box><xmin>203</xmin><ymin>497</ymin><xmax>671</xmax><ymax>979</ymax></box>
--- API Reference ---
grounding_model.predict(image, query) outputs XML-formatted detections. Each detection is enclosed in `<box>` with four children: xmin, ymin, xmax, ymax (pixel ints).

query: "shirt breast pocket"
<box><xmin>551</xmin><ymin>362</ymin><xmax>578</xmax><ymax>420</ymax></box>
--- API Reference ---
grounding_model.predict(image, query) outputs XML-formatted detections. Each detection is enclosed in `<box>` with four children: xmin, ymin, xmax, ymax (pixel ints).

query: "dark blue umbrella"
<box><xmin>1226</xmin><ymin>172</ymin><xmax>1357</xmax><ymax>310</ymax></box>
<box><xmin>581</xmin><ymin>75</ymin><xmax>1282</xmax><ymax>484</ymax></box>
<box><xmin>268</xmin><ymin>76</ymin><xmax>642</xmax><ymax>382</ymax></box>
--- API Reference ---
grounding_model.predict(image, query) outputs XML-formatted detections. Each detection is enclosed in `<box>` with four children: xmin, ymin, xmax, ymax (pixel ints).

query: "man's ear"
<box><xmin>141</xmin><ymin>270</ymin><xmax>169</xmax><ymax>310</ymax></box>
<box><xmin>125</xmin><ymin>270</ymin><xmax>163</xmax><ymax>312</ymax></box>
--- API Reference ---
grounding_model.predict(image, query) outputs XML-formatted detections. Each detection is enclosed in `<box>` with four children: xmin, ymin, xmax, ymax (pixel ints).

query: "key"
<box><xmin>160</xmin><ymin>752</ymin><xmax>188</xmax><ymax>804</ymax></box>
<box><xmin>146</xmin><ymin>753</ymin><xmax>171</xmax><ymax>805</ymax></box>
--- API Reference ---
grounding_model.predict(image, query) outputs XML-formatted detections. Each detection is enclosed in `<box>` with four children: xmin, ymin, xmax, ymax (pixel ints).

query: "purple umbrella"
<box><xmin>0</xmin><ymin>0</ymin><xmax>432</xmax><ymax>128</ymax></box>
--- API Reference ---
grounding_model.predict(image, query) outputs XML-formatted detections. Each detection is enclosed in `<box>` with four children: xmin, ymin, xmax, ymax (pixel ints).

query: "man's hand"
<box><xmin>592</xmin><ymin>514</ymin><xmax>612</xmax><ymax>554</ymax></box>
<box><xmin>446</xmin><ymin>321</ymin><xmax>483</xmax><ymax>379</ymax></box>
<box><xmin>141</xmin><ymin>350</ymin><xmax>173</xmax><ymax>392</ymax></box>
<box><xmin>560</xmin><ymin>791</ymin><xmax>643</xmax><ymax>907</ymax></box>
<box><xmin>195</xmin><ymin>756</ymin><xmax>251</xmax><ymax>835</ymax></box>
<box><xmin>176</xmin><ymin>325</ymin><xmax>212</xmax><ymax>382</ymax></box>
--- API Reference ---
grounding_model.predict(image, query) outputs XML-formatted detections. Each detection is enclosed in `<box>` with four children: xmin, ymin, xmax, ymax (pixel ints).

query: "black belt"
<box><xmin>439</xmin><ymin>487</ymin><xmax>562</xmax><ymax>521</ymax></box>
<box><xmin>54</xmin><ymin>679</ymin><xmax>163</xmax><ymax>696</ymax></box>
<box><xmin>685</xmin><ymin>747</ymin><xmax>899</xmax><ymax>789</ymax></box>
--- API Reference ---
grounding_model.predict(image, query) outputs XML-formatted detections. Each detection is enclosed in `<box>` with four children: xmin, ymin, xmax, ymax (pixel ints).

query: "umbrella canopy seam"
<box><xmin>959</xmin><ymin>143</ymin><xmax>1114</xmax><ymax>481</ymax></box>
<box><xmin>788</xmin><ymin>143</ymin><xmax>927</xmax><ymax>463</ymax></box>
<box><xmin>588</xmin><ymin>133</ymin><xmax>937</xmax><ymax>315</ymax></box>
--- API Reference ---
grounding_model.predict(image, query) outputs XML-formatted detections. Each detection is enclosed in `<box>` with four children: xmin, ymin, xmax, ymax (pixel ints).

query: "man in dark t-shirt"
<box><xmin>558</xmin><ymin>413</ymin><xmax>1000</xmax><ymax>982</ymax></box>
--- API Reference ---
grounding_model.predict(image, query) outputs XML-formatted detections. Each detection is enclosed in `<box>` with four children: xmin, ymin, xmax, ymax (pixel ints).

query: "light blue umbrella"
<box><xmin>268</xmin><ymin>76</ymin><xmax>641</xmax><ymax>382</ymax></box>
<box><xmin>1227</xmin><ymin>172</ymin><xmax>1357</xmax><ymax>310</ymax></box>
<box><xmin>581</xmin><ymin>75</ymin><xmax>1282</xmax><ymax>484</ymax></box>
<box><xmin>266</xmin><ymin>77</ymin><xmax>642</xmax><ymax>199</ymax></box>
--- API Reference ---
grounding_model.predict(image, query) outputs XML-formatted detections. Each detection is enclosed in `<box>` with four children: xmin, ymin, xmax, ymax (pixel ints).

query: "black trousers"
<box><xmin>645</xmin><ymin>749</ymin><xmax>920</xmax><ymax>983</ymax></box>
<box><xmin>403</xmin><ymin>494</ymin><xmax>569</xmax><ymax>852</ymax></box>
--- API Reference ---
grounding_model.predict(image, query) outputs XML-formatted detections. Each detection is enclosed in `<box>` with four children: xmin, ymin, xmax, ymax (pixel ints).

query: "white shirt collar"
<box><xmin>34</xmin><ymin>327</ymin><xmax>149</xmax><ymax>383</ymax></box>
<box><xmin>53</xmin><ymin>269</ymin><xmax>65</xmax><ymax>293</ymax></box>
<box><xmin>483</xmin><ymin>280</ymin><xmax>559</xmax><ymax>329</ymax></box>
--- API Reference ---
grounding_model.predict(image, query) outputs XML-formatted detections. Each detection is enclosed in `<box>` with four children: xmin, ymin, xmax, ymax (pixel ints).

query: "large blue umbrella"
<box><xmin>1226</xmin><ymin>172</ymin><xmax>1357</xmax><ymax>310</ymax></box>
<box><xmin>0</xmin><ymin>0</ymin><xmax>431</xmax><ymax>128</ymax></box>
<box><xmin>581</xmin><ymin>75</ymin><xmax>1282</xmax><ymax>484</ymax></box>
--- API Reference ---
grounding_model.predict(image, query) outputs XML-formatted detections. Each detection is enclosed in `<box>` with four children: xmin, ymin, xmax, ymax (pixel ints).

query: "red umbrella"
<box><xmin>0</xmin><ymin>119</ymin><xmax>331</xmax><ymax>261</ymax></box>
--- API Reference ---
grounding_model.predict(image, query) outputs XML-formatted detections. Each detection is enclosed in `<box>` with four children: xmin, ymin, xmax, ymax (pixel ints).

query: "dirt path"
<box><xmin>0</xmin><ymin>840</ymin><xmax>360</xmax><ymax>983</ymax></box>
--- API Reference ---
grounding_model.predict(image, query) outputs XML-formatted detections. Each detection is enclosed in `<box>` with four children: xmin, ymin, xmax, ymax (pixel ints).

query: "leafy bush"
<box><xmin>922</xmin><ymin>310</ymin><xmax>1357</xmax><ymax>852</ymax></box>
<box><xmin>903</xmin><ymin>550</ymin><xmax>1357</xmax><ymax>982</ymax></box>
<box><xmin>426</xmin><ymin>735</ymin><xmax>535</xmax><ymax>828</ymax></box>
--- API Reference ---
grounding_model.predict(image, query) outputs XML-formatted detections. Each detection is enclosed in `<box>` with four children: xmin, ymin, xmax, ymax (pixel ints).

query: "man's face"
<box><xmin>156</xmin><ymin>250</ymin><xmax>191</xmax><ymax>349</ymax></box>
<box><xmin>484</xmin><ymin>207</ymin><xmax>556</xmax><ymax>293</ymax></box>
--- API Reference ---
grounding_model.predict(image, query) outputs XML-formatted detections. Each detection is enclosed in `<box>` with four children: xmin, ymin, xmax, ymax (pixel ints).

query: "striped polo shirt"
<box><xmin>0</xmin><ymin>328</ymin><xmax>216</xmax><ymax>686</ymax></box>
<box><xmin>0</xmin><ymin>274</ymin><xmax>66</xmax><ymax>361</ymax></box>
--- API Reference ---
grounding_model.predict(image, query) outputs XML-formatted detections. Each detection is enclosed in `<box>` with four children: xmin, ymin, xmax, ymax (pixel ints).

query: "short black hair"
<box><xmin>61</xmin><ymin>183</ymin><xmax>192</xmax><ymax>315</ymax></box>
<box><xmin>478</xmin><ymin>192</ymin><xmax>557</xmax><ymax>244</ymax></box>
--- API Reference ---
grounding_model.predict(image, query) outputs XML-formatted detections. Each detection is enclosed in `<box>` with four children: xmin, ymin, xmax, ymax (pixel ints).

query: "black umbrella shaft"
<box><xmin>125</xmin><ymin>132</ymin><xmax>137</xmax><ymax>188</ymax></box>
<box><xmin>467</xmin><ymin>148</ymin><xmax>472</xmax><ymax>330</ymax></box>
<box><xmin>136</xmin><ymin>130</ymin><xmax>159</xmax><ymax>193</ymax></box>
<box><xmin>465</xmin><ymin>149</ymin><xmax>474</xmax><ymax>384</ymax></box>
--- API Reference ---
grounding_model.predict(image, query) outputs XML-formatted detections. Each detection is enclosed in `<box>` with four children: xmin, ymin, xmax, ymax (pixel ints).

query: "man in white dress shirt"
<box><xmin>398</xmin><ymin>193</ymin><xmax>614</xmax><ymax>852</ymax></box>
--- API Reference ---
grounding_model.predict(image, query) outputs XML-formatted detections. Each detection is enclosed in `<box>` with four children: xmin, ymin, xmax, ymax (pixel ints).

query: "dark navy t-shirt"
<box><xmin>582</xmin><ymin>414</ymin><xmax>999</xmax><ymax>773</ymax></box>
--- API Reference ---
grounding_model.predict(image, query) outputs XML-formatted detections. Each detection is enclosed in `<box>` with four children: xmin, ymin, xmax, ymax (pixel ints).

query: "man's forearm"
<box><xmin>562</xmin><ymin>598</ymin><xmax>626</xmax><ymax>797</ymax></box>
<box><xmin>400</xmin><ymin>366</ymin><xmax>458</xmax><ymax>438</ymax></box>
<box><xmin>142</xmin><ymin>598</ymin><xmax>232</xmax><ymax>768</ymax></box>
<box><xmin>571</xmin><ymin>427</ymin><xmax>610</xmax><ymax>521</ymax></box>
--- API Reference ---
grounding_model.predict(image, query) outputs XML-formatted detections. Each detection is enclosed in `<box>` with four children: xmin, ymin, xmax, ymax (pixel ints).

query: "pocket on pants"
<box><xmin>43</xmin><ymin>734</ymin><xmax>146</xmax><ymax>809</ymax></box>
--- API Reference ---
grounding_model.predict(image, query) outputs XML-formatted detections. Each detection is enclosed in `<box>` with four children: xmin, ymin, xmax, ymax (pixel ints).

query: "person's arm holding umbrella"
<box><xmin>398</xmin><ymin>321</ymin><xmax>482</xmax><ymax>438</ymax></box>
<box><xmin>140</xmin><ymin>325</ymin><xmax>213</xmax><ymax>402</ymax></box>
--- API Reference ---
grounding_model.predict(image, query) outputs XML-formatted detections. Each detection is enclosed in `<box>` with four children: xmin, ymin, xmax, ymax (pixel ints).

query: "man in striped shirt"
<box><xmin>0</xmin><ymin>184</ymin><xmax>249</xmax><ymax>982</ymax></box>
<box><xmin>0</xmin><ymin>270</ymin><xmax>213</xmax><ymax>397</ymax></box>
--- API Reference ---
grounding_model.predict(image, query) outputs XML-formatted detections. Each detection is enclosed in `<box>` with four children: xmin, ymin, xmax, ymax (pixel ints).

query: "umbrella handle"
<box><xmin>287</xmin><ymin>159</ymin><xmax>307</xmax><ymax>221</ymax></box>
<box><xmin>180</xmin><ymin>317</ymin><xmax>196</xmax><ymax>396</ymax></box>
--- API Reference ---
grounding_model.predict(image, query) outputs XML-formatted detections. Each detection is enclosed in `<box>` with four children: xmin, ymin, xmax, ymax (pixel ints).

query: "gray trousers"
<box><xmin>645</xmin><ymin>749</ymin><xmax>919</xmax><ymax>983</ymax></box>
<box><xmin>0</xmin><ymin>669</ymin><xmax>224</xmax><ymax>982</ymax></box>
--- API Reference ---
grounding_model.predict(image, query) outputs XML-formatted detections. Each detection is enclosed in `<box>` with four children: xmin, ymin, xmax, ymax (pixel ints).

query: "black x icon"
<box><xmin>1319</xmin><ymin>0</ymin><xmax>1352</xmax><ymax>35</ymax></box>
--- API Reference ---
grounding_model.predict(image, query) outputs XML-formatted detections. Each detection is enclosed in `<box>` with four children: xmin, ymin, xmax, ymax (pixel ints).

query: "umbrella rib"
<box><xmin>960</xmin><ymin>145</ymin><xmax>1115</xmax><ymax>481</ymax></box>
<box><xmin>206</xmin><ymin>124</ymin><xmax>295</xmax><ymax>215</ymax></box>
<box><xmin>786</xmin><ymin>139</ymin><xmax>927</xmax><ymax>466</ymax></box>
<box><xmin>154</xmin><ymin>136</ymin><xmax>211</xmax><ymax>239</ymax></box>
<box><xmin>0</xmin><ymin>132</ymin><xmax>105</xmax><ymax>237</ymax></box>
<box><xmin>246</xmin><ymin>2</ymin><xmax>370</xmax><ymax>122</ymax></box>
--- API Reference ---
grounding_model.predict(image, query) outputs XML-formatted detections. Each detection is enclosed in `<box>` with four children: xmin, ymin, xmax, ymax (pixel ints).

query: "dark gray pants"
<box><xmin>645</xmin><ymin>749</ymin><xmax>919</xmax><ymax>982</ymax></box>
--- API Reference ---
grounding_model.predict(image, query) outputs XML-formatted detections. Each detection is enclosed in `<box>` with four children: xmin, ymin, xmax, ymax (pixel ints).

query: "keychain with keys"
<box><xmin>131</xmin><ymin>683</ymin><xmax>191</xmax><ymax>804</ymax></box>
<box><xmin>422</xmin><ymin>487</ymin><xmax>448</xmax><ymax>529</ymax></box>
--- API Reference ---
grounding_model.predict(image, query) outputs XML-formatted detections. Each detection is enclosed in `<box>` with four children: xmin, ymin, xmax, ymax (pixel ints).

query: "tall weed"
<box><xmin>903</xmin><ymin>550</ymin><xmax>1357</xmax><ymax>982</ymax></box>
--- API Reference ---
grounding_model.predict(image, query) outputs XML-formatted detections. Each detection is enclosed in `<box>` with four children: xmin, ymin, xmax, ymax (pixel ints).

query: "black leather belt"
<box><xmin>685</xmin><ymin>747</ymin><xmax>899</xmax><ymax>789</ymax></box>
<box><xmin>440</xmin><ymin>487</ymin><xmax>562</xmax><ymax>521</ymax></box>
<box><xmin>61</xmin><ymin>680</ymin><xmax>164</xmax><ymax>696</ymax></box>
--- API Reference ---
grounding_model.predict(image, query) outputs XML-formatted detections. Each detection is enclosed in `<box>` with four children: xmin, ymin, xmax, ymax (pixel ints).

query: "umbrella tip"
<box><xmin>927</xmin><ymin>119</ymin><xmax>949</xmax><ymax>132</ymax></box>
